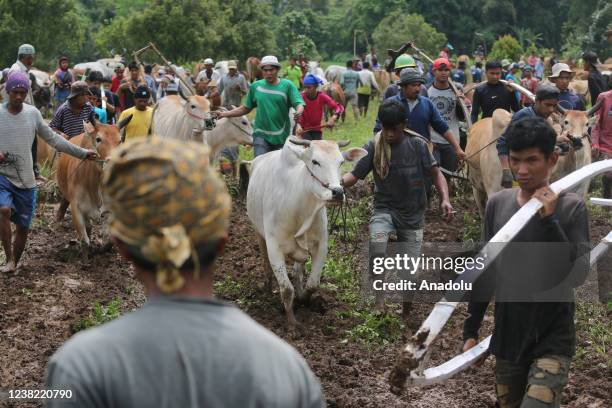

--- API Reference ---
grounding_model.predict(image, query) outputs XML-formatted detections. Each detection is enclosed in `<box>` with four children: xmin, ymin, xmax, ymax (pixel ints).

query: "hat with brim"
<box><xmin>398</xmin><ymin>68</ymin><xmax>425</xmax><ymax>86</ymax></box>
<box><xmin>259</xmin><ymin>55</ymin><xmax>281</xmax><ymax>69</ymax></box>
<box><xmin>549</xmin><ymin>63</ymin><xmax>574</xmax><ymax>79</ymax></box>
<box><xmin>68</xmin><ymin>81</ymin><xmax>93</xmax><ymax>99</ymax></box>
<box><xmin>227</xmin><ymin>61</ymin><xmax>237</xmax><ymax>69</ymax></box>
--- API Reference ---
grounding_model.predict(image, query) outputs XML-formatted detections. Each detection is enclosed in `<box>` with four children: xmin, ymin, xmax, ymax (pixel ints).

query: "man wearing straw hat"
<box><xmin>45</xmin><ymin>138</ymin><xmax>324</xmax><ymax>407</ymax></box>
<box><xmin>548</xmin><ymin>63</ymin><xmax>584</xmax><ymax>111</ymax></box>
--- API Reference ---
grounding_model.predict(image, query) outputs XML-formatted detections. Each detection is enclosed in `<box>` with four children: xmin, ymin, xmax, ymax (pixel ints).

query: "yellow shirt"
<box><xmin>118</xmin><ymin>106</ymin><xmax>153</xmax><ymax>141</ymax></box>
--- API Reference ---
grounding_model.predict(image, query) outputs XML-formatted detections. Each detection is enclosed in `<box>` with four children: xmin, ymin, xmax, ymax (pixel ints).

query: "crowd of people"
<box><xmin>0</xmin><ymin>35</ymin><xmax>611</xmax><ymax>408</ymax></box>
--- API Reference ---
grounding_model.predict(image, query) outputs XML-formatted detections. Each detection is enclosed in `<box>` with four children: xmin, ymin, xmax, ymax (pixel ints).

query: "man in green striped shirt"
<box><xmin>218</xmin><ymin>56</ymin><xmax>304</xmax><ymax>157</ymax></box>
<box><xmin>281</xmin><ymin>57</ymin><xmax>303</xmax><ymax>89</ymax></box>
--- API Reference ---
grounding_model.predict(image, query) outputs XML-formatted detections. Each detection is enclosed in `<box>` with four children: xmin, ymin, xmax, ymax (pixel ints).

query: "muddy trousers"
<box><xmin>495</xmin><ymin>355</ymin><xmax>571</xmax><ymax>408</ymax></box>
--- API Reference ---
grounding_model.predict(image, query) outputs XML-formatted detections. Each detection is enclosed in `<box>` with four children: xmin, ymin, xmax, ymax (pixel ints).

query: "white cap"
<box><xmin>259</xmin><ymin>55</ymin><xmax>281</xmax><ymax>69</ymax></box>
<box><xmin>549</xmin><ymin>63</ymin><xmax>574</xmax><ymax>79</ymax></box>
<box><xmin>203</xmin><ymin>58</ymin><xmax>214</xmax><ymax>65</ymax></box>
<box><xmin>18</xmin><ymin>44</ymin><xmax>35</xmax><ymax>56</ymax></box>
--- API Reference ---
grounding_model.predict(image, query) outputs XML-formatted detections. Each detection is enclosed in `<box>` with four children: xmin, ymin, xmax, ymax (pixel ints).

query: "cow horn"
<box><xmin>289</xmin><ymin>136</ymin><xmax>311</xmax><ymax>146</ymax></box>
<box><xmin>500</xmin><ymin>79</ymin><xmax>535</xmax><ymax>103</ymax></box>
<box><xmin>556</xmin><ymin>104</ymin><xmax>567</xmax><ymax>115</ymax></box>
<box><xmin>336</xmin><ymin>140</ymin><xmax>350</xmax><ymax>148</ymax></box>
<box><xmin>586</xmin><ymin>99</ymin><xmax>602</xmax><ymax>117</ymax></box>
<box><xmin>117</xmin><ymin>114</ymin><xmax>133</xmax><ymax>130</ymax></box>
<box><xmin>178</xmin><ymin>86</ymin><xmax>189</xmax><ymax>102</ymax></box>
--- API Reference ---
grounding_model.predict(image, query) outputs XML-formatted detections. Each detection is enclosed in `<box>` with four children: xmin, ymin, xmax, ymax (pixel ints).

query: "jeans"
<box><xmin>253</xmin><ymin>137</ymin><xmax>284</xmax><ymax>157</ymax></box>
<box><xmin>495</xmin><ymin>355</ymin><xmax>571</xmax><ymax>408</ymax></box>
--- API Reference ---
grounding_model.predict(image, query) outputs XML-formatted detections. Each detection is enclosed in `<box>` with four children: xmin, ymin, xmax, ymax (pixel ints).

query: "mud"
<box><xmin>0</xmin><ymin>183</ymin><xmax>609</xmax><ymax>407</ymax></box>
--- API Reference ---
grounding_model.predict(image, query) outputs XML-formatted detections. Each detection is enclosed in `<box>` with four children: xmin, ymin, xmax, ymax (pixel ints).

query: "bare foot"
<box><xmin>0</xmin><ymin>261</ymin><xmax>16</xmax><ymax>274</ymax></box>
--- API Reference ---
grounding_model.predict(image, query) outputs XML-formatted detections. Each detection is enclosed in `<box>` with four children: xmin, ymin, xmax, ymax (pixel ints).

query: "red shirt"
<box><xmin>520</xmin><ymin>77</ymin><xmax>539</xmax><ymax>105</ymax></box>
<box><xmin>592</xmin><ymin>90</ymin><xmax>612</xmax><ymax>154</ymax></box>
<box><xmin>111</xmin><ymin>76</ymin><xmax>122</xmax><ymax>93</ymax></box>
<box><xmin>298</xmin><ymin>92</ymin><xmax>344</xmax><ymax>131</ymax></box>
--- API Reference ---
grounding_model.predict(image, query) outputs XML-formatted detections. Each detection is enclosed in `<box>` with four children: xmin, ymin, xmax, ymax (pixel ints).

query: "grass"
<box><xmin>73</xmin><ymin>298</ymin><xmax>122</xmax><ymax>332</ymax></box>
<box><xmin>574</xmin><ymin>300</ymin><xmax>611</xmax><ymax>368</ymax></box>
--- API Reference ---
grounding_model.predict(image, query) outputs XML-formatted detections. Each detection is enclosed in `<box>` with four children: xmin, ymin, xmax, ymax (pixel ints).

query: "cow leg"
<box><xmin>56</xmin><ymin>198</ymin><xmax>69</xmax><ymax>222</ymax></box>
<box><xmin>292</xmin><ymin>262</ymin><xmax>305</xmax><ymax>301</ymax></box>
<box><xmin>472</xmin><ymin>186</ymin><xmax>487</xmax><ymax>219</ymax></box>
<box><xmin>265</xmin><ymin>240</ymin><xmax>297</xmax><ymax>328</ymax></box>
<box><xmin>257</xmin><ymin>235</ymin><xmax>274</xmax><ymax>291</ymax></box>
<box><xmin>303</xmin><ymin>237</ymin><xmax>327</xmax><ymax>302</ymax></box>
<box><xmin>70</xmin><ymin>202</ymin><xmax>90</xmax><ymax>246</ymax></box>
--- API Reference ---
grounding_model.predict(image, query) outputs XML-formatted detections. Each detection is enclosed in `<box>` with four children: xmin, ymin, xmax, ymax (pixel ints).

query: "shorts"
<box><xmin>433</xmin><ymin>143</ymin><xmax>458</xmax><ymax>172</ymax></box>
<box><xmin>358</xmin><ymin>93</ymin><xmax>370</xmax><ymax>109</ymax></box>
<box><xmin>345</xmin><ymin>92</ymin><xmax>358</xmax><ymax>107</ymax></box>
<box><xmin>0</xmin><ymin>175</ymin><xmax>37</xmax><ymax>228</ymax></box>
<box><xmin>302</xmin><ymin>130</ymin><xmax>322</xmax><ymax>141</ymax></box>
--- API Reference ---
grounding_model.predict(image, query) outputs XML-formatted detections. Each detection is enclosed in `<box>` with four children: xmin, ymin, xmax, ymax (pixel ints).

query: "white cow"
<box><xmin>247</xmin><ymin>137</ymin><xmax>366</xmax><ymax>329</ymax></box>
<box><xmin>203</xmin><ymin>114</ymin><xmax>253</xmax><ymax>159</ymax></box>
<box><xmin>74</xmin><ymin>56</ymin><xmax>123</xmax><ymax>79</ymax></box>
<box><xmin>308</xmin><ymin>61</ymin><xmax>327</xmax><ymax>85</ymax></box>
<box><xmin>151</xmin><ymin>94</ymin><xmax>213</xmax><ymax>141</ymax></box>
<box><xmin>324</xmin><ymin>65</ymin><xmax>346</xmax><ymax>83</ymax></box>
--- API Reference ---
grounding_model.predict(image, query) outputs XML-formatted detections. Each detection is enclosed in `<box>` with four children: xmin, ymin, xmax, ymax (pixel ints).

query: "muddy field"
<box><xmin>0</xmin><ymin>181</ymin><xmax>610</xmax><ymax>407</ymax></box>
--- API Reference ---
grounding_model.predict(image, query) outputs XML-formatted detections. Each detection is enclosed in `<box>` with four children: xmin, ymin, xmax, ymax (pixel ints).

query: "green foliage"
<box><xmin>574</xmin><ymin>301</ymin><xmax>611</xmax><ymax>367</ymax></box>
<box><xmin>489</xmin><ymin>35</ymin><xmax>523</xmax><ymax>62</ymax></box>
<box><xmin>276</xmin><ymin>10</ymin><xmax>321</xmax><ymax>59</ymax></box>
<box><xmin>73</xmin><ymin>298</ymin><xmax>122</xmax><ymax>332</ymax></box>
<box><xmin>513</xmin><ymin>27</ymin><xmax>543</xmax><ymax>49</ymax></box>
<box><xmin>0</xmin><ymin>0</ymin><xmax>87</xmax><ymax>70</ymax></box>
<box><xmin>346</xmin><ymin>309</ymin><xmax>403</xmax><ymax>347</ymax></box>
<box><xmin>372</xmin><ymin>12</ymin><xmax>446</xmax><ymax>62</ymax></box>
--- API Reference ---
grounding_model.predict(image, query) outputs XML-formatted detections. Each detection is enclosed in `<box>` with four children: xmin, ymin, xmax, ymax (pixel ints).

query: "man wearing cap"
<box><xmin>118</xmin><ymin>61</ymin><xmax>146</xmax><ymax>111</ymax></box>
<box><xmin>216</xmin><ymin>55</ymin><xmax>305</xmax><ymax>157</ymax></box>
<box><xmin>548</xmin><ymin>63</ymin><xmax>585</xmax><ymax>111</ymax></box>
<box><xmin>49</xmin><ymin>81</ymin><xmax>97</xmax><ymax>139</ymax></box>
<box><xmin>427</xmin><ymin>58</ymin><xmax>466</xmax><ymax>174</ymax></box>
<box><xmin>7</xmin><ymin>44</ymin><xmax>36</xmax><ymax>106</ymax></box>
<box><xmin>0</xmin><ymin>72</ymin><xmax>97</xmax><ymax>274</ymax></box>
<box><xmin>520</xmin><ymin>66</ymin><xmax>539</xmax><ymax>107</ymax></box>
<box><xmin>281</xmin><ymin>57</ymin><xmax>302</xmax><ymax>89</ymax></box>
<box><xmin>497</xmin><ymin>84</ymin><xmax>562</xmax><ymax>188</ymax></box>
<box><xmin>471</xmin><ymin>60</ymin><xmax>520</xmax><ymax>124</ymax></box>
<box><xmin>44</xmin><ymin>138</ymin><xmax>324</xmax><ymax>407</ymax></box>
<box><xmin>117</xmin><ymin>86</ymin><xmax>153</xmax><ymax>141</ymax></box>
<box><xmin>196</xmin><ymin>58</ymin><xmax>220</xmax><ymax>87</ymax></box>
<box><xmin>384</xmin><ymin>54</ymin><xmax>428</xmax><ymax>100</ymax></box>
<box><xmin>217</xmin><ymin>61</ymin><xmax>248</xmax><ymax>108</ymax></box>
<box><xmin>373</xmin><ymin>68</ymin><xmax>466</xmax><ymax>160</ymax></box>
<box><xmin>296</xmin><ymin>74</ymin><xmax>344</xmax><ymax>140</ymax></box>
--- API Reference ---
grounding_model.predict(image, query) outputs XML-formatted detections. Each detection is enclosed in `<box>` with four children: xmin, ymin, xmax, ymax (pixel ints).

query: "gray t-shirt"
<box><xmin>427</xmin><ymin>85</ymin><xmax>460</xmax><ymax>145</ymax></box>
<box><xmin>218</xmin><ymin>73</ymin><xmax>248</xmax><ymax>108</ymax></box>
<box><xmin>351</xmin><ymin>132</ymin><xmax>437</xmax><ymax>229</ymax></box>
<box><xmin>45</xmin><ymin>297</ymin><xmax>324</xmax><ymax>408</ymax></box>
<box><xmin>340</xmin><ymin>70</ymin><xmax>361</xmax><ymax>94</ymax></box>
<box><xmin>0</xmin><ymin>103</ymin><xmax>88</xmax><ymax>188</ymax></box>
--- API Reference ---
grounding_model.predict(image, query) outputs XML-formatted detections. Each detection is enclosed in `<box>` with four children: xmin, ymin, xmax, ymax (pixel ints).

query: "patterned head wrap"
<box><xmin>102</xmin><ymin>138</ymin><xmax>231</xmax><ymax>293</ymax></box>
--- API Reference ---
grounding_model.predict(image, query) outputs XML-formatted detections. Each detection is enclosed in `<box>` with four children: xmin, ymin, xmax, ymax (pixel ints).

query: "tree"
<box><xmin>276</xmin><ymin>10</ymin><xmax>322</xmax><ymax>59</ymax></box>
<box><xmin>488</xmin><ymin>35</ymin><xmax>523</xmax><ymax>62</ymax></box>
<box><xmin>0</xmin><ymin>0</ymin><xmax>86</xmax><ymax>70</ymax></box>
<box><xmin>372</xmin><ymin>12</ymin><xmax>446</xmax><ymax>61</ymax></box>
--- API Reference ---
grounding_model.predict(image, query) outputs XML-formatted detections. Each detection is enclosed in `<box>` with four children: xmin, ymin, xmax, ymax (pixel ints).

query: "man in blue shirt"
<box><xmin>497</xmin><ymin>84</ymin><xmax>561</xmax><ymax>187</ymax></box>
<box><xmin>373</xmin><ymin>68</ymin><xmax>465</xmax><ymax>160</ymax></box>
<box><xmin>549</xmin><ymin>63</ymin><xmax>585</xmax><ymax>111</ymax></box>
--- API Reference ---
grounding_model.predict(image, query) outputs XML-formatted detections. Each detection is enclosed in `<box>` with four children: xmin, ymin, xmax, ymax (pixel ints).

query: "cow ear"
<box><xmin>342</xmin><ymin>147</ymin><xmax>368</xmax><ymax>162</ymax></box>
<box><xmin>587</xmin><ymin>115</ymin><xmax>598</xmax><ymax>127</ymax></box>
<box><xmin>83</xmin><ymin>120</ymin><xmax>95</xmax><ymax>134</ymax></box>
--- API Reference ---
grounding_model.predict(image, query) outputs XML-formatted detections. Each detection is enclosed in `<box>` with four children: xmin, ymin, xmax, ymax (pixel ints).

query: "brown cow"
<box><xmin>322</xmin><ymin>81</ymin><xmax>346</xmax><ymax>122</ymax></box>
<box><xmin>373</xmin><ymin>70</ymin><xmax>391</xmax><ymax>100</ymax></box>
<box><xmin>56</xmin><ymin>120</ymin><xmax>127</xmax><ymax>245</ymax></box>
<box><xmin>245</xmin><ymin>57</ymin><xmax>262</xmax><ymax>82</ymax></box>
<box><xmin>467</xmin><ymin>109</ymin><xmax>593</xmax><ymax>217</ymax></box>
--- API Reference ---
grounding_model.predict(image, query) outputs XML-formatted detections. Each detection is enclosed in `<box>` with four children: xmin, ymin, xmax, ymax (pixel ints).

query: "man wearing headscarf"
<box><xmin>45</xmin><ymin>138</ymin><xmax>324</xmax><ymax>408</ymax></box>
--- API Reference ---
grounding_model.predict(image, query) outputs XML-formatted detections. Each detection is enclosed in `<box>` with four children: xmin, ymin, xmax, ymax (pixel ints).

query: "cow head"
<box><xmin>178</xmin><ymin>91</ymin><xmax>216</xmax><ymax>131</ymax></box>
<box><xmin>559</xmin><ymin>110</ymin><xmax>594</xmax><ymax>150</ymax></box>
<box><xmin>83</xmin><ymin>121</ymin><xmax>122</xmax><ymax>161</ymax></box>
<box><xmin>287</xmin><ymin>137</ymin><xmax>367</xmax><ymax>202</ymax></box>
<box><xmin>217</xmin><ymin>106</ymin><xmax>253</xmax><ymax>145</ymax></box>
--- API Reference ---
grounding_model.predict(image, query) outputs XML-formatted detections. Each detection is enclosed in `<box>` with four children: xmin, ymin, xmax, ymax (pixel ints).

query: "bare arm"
<box><xmin>442</xmin><ymin>130</ymin><xmax>466</xmax><ymax>159</ymax></box>
<box><xmin>430</xmin><ymin>165</ymin><xmax>453</xmax><ymax>221</ymax></box>
<box><xmin>218</xmin><ymin>105</ymin><xmax>252</xmax><ymax>118</ymax></box>
<box><xmin>341</xmin><ymin>172</ymin><xmax>359</xmax><ymax>188</ymax></box>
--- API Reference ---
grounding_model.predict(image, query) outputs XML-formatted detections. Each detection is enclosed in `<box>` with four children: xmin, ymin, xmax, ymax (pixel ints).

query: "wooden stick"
<box><xmin>147</xmin><ymin>42</ymin><xmax>195</xmax><ymax>95</ymax></box>
<box><xmin>389</xmin><ymin>159</ymin><xmax>612</xmax><ymax>395</ymax></box>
